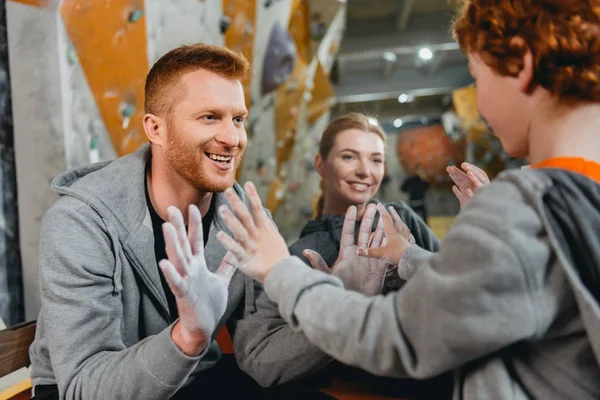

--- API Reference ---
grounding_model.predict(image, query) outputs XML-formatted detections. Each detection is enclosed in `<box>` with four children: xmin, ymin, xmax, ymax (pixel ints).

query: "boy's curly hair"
<box><xmin>453</xmin><ymin>0</ymin><xmax>600</xmax><ymax>103</ymax></box>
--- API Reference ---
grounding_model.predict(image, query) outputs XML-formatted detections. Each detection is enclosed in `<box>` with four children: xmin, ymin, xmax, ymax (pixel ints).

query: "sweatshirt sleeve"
<box><xmin>262</xmin><ymin>180</ymin><xmax>547</xmax><ymax>379</ymax></box>
<box><xmin>38</xmin><ymin>202</ymin><xmax>204</xmax><ymax>400</ymax></box>
<box><xmin>382</xmin><ymin>202</ymin><xmax>439</xmax><ymax>291</ymax></box>
<box><xmin>227</xmin><ymin>209</ymin><xmax>333</xmax><ymax>387</ymax></box>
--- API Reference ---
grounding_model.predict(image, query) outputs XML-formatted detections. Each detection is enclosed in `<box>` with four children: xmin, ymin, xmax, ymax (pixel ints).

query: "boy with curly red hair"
<box><xmin>162</xmin><ymin>1</ymin><xmax>600</xmax><ymax>399</ymax></box>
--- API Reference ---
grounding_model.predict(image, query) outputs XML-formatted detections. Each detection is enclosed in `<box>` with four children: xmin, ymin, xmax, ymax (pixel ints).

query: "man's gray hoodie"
<box><xmin>263</xmin><ymin>168</ymin><xmax>600</xmax><ymax>399</ymax></box>
<box><xmin>29</xmin><ymin>144</ymin><xmax>331</xmax><ymax>399</ymax></box>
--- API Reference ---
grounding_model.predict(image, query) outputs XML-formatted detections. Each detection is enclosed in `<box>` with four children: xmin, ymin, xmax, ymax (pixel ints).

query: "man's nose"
<box><xmin>215</xmin><ymin>120</ymin><xmax>239</xmax><ymax>148</ymax></box>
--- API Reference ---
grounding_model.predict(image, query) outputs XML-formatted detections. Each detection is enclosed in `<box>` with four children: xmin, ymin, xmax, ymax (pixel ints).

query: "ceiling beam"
<box><xmin>396</xmin><ymin>0</ymin><xmax>416</xmax><ymax>31</ymax></box>
<box><xmin>336</xmin><ymin>87</ymin><xmax>455</xmax><ymax>104</ymax></box>
<box><xmin>428</xmin><ymin>50</ymin><xmax>448</xmax><ymax>75</ymax></box>
<box><xmin>335</xmin><ymin>62</ymin><xmax>471</xmax><ymax>103</ymax></box>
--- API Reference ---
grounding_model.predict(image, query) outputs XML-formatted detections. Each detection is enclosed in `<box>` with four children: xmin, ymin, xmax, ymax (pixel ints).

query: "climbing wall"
<box><xmin>235</xmin><ymin>0</ymin><xmax>346</xmax><ymax>241</ymax></box>
<box><xmin>8</xmin><ymin>0</ymin><xmax>344</xmax><ymax>319</ymax></box>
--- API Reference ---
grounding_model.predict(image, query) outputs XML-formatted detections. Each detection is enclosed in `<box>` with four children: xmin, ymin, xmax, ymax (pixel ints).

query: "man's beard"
<box><xmin>164</xmin><ymin>123</ymin><xmax>243</xmax><ymax>192</ymax></box>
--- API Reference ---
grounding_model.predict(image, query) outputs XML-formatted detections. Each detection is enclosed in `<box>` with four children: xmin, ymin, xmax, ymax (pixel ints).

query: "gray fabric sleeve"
<box><xmin>226</xmin><ymin>210</ymin><xmax>333</xmax><ymax>387</ymax></box>
<box><xmin>39</xmin><ymin>204</ymin><xmax>204</xmax><ymax>399</ymax></box>
<box><xmin>263</xmin><ymin>180</ymin><xmax>545</xmax><ymax>379</ymax></box>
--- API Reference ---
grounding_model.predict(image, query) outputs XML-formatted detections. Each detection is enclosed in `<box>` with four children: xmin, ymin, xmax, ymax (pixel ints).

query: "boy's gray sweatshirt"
<box><xmin>264</xmin><ymin>168</ymin><xmax>600</xmax><ymax>399</ymax></box>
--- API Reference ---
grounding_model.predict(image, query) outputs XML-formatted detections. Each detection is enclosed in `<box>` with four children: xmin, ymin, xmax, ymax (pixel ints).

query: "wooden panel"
<box><xmin>0</xmin><ymin>379</ymin><xmax>31</xmax><ymax>400</ymax></box>
<box><xmin>0</xmin><ymin>321</ymin><xmax>36</xmax><ymax>378</ymax></box>
<box><xmin>223</xmin><ymin>0</ymin><xmax>256</xmax><ymax>108</ymax></box>
<box><xmin>60</xmin><ymin>0</ymin><xmax>149</xmax><ymax>156</ymax></box>
<box><xmin>8</xmin><ymin>0</ymin><xmax>50</xmax><ymax>8</ymax></box>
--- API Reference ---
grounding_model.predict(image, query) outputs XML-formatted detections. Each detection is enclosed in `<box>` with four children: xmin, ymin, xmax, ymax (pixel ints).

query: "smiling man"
<box><xmin>28</xmin><ymin>44</ymin><xmax>332</xmax><ymax>400</ymax></box>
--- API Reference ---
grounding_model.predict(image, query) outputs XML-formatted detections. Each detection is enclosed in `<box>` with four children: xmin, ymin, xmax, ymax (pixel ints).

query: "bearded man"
<box><xmin>28</xmin><ymin>44</ymin><xmax>332</xmax><ymax>400</ymax></box>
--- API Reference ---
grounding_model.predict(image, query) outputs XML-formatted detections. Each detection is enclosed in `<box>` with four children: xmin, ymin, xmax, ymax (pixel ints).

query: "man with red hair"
<box><xmin>28</xmin><ymin>44</ymin><xmax>332</xmax><ymax>399</ymax></box>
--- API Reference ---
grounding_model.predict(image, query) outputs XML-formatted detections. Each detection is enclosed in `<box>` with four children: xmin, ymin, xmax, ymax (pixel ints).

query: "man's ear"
<box><xmin>315</xmin><ymin>154</ymin><xmax>325</xmax><ymax>177</ymax></box>
<box><xmin>511</xmin><ymin>37</ymin><xmax>534</xmax><ymax>94</ymax></box>
<box><xmin>143</xmin><ymin>113</ymin><xmax>167</xmax><ymax>146</ymax></box>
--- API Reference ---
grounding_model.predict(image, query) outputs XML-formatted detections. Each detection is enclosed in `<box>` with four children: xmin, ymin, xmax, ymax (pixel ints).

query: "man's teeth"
<box><xmin>207</xmin><ymin>153</ymin><xmax>232</xmax><ymax>162</ymax></box>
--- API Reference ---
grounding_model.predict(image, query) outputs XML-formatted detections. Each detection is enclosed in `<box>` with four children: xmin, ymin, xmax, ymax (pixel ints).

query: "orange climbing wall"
<box><xmin>289</xmin><ymin>0</ymin><xmax>311</xmax><ymax>63</ymax></box>
<box><xmin>60</xmin><ymin>0</ymin><xmax>149</xmax><ymax>156</ymax></box>
<box><xmin>274</xmin><ymin>56</ymin><xmax>308</xmax><ymax>168</ymax></box>
<box><xmin>9</xmin><ymin>0</ymin><xmax>50</xmax><ymax>8</ymax></box>
<box><xmin>307</xmin><ymin>60</ymin><xmax>335</xmax><ymax>124</ymax></box>
<box><xmin>223</xmin><ymin>0</ymin><xmax>256</xmax><ymax>109</ymax></box>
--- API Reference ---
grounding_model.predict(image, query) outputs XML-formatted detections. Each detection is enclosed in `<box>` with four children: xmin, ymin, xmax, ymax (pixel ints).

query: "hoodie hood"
<box><xmin>50</xmin><ymin>143</ymin><xmax>248</xmax><ymax>300</ymax></box>
<box><xmin>536</xmin><ymin>168</ymin><xmax>600</xmax><ymax>367</ymax></box>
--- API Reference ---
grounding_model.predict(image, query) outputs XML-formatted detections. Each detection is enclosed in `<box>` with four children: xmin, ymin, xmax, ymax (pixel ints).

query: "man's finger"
<box><xmin>215</xmin><ymin>251</ymin><xmax>238</xmax><ymax>287</ymax></box>
<box><xmin>225</xmin><ymin>188</ymin><xmax>258</xmax><ymax>238</ymax></box>
<box><xmin>340</xmin><ymin>206</ymin><xmax>357</xmax><ymax>250</ymax></box>
<box><xmin>167</xmin><ymin>206</ymin><xmax>193</xmax><ymax>262</ymax></box>
<box><xmin>163</xmin><ymin>222</ymin><xmax>189</xmax><ymax>276</ymax></box>
<box><xmin>159</xmin><ymin>260</ymin><xmax>186</xmax><ymax>297</ymax></box>
<box><xmin>357</xmin><ymin>203</ymin><xmax>377</xmax><ymax>248</ymax></box>
<box><xmin>245</xmin><ymin>182</ymin><xmax>269</xmax><ymax>229</ymax></box>
<box><xmin>303</xmin><ymin>250</ymin><xmax>330</xmax><ymax>273</ymax></box>
<box><xmin>219</xmin><ymin>205</ymin><xmax>252</xmax><ymax>246</ymax></box>
<box><xmin>216</xmin><ymin>231</ymin><xmax>248</xmax><ymax>265</ymax></box>
<box><xmin>187</xmin><ymin>204</ymin><xmax>204</xmax><ymax>257</ymax></box>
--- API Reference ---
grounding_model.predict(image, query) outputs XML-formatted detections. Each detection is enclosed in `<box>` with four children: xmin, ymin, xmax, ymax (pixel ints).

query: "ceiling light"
<box><xmin>393</xmin><ymin>118</ymin><xmax>403</xmax><ymax>128</ymax></box>
<box><xmin>398</xmin><ymin>93</ymin><xmax>409</xmax><ymax>103</ymax></box>
<box><xmin>382</xmin><ymin>51</ymin><xmax>397</xmax><ymax>62</ymax></box>
<box><xmin>367</xmin><ymin>117</ymin><xmax>379</xmax><ymax>126</ymax></box>
<box><xmin>418</xmin><ymin>47</ymin><xmax>433</xmax><ymax>60</ymax></box>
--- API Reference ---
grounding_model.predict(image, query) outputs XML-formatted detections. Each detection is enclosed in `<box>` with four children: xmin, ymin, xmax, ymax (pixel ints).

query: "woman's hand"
<box><xmin>303</xmin><ymin>204</ymin><xmax>392</xmax><ymax>295</ymax></box>
<box><xmin>357</xmin><ymin>204</ymin><xmax>412</xmax><ymax>266</ymax></box>
<box><xmin>216</xmin><ymin>182</ymin><xmax>290</xmax><ymax>283</ymax></box>
<box><xmin>447</xmin><ymin>162</ymin><xmax>490</xmax><ymax>208</ymax></box>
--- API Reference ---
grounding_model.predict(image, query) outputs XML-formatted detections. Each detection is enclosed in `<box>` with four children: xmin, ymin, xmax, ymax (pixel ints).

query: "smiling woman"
<box><xmin>286</xmin><ymin>112</ymin><xmax>445</xmax><ymax>396</ymax></box>
<box><xmin>289</xmin><ymin>112</ymin><xmax>439</xmax><ymax>271</ymax></box>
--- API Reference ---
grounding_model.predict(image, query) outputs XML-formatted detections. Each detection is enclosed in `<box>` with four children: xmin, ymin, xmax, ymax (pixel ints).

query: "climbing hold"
<box><xmin>120</xmin><ymin>102</ymin><xmax>135</xmax><ymax>118</ymax></box>
<box><xmin>261</xmin><ymin>21</ymin><xmax>297</xmax><ymax>95</ymax></box>
<box><xmin>300</xmin><ymin>205</ymin><xmax>313</xmax><ymax>217</ymax></box>
<box><xmin>128</xmin><ymin>9</ymin><xmax>143</xmax><ymax>23</ymax></box>
<box><xmin>220</xmin><ymin>15</ymin><xmax>231</xmax><ymax>34</ymax></box>
<box><xmin>66</xmin><ymin>44</ymin><xmax>78</xmax><ymax>65</ymax></box>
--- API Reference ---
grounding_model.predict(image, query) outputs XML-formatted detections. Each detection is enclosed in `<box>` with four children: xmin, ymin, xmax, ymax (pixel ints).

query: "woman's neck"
<box><xmin>322</xmin><ymin>198</ymin><xmax>368</xmax><ymax>220</ymax></box>
<box><xmin>529</xmin><ymin>102</ymin><xmax>600</xmax><ymax>165</ymax></box>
